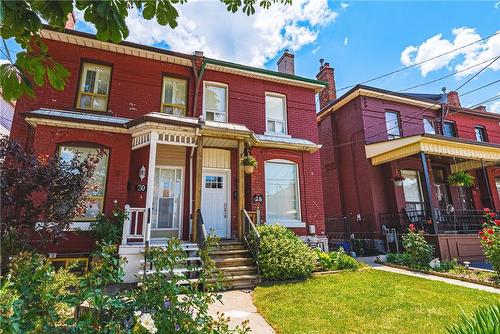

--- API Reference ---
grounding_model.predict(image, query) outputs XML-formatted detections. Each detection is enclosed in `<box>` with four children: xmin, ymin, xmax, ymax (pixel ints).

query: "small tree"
<box><xmin>479</xmin><ymin>209</ymin><xmax>500</xmax><ymax>277</ymax></box>
<box><xmin>0</xmin><ymin>136</ymin><xmax>102</xmax><ymax>266</ymax></box>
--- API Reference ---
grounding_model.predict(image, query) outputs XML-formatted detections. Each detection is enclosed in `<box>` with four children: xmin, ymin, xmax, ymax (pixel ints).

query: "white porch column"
<box><xmin>145</xmin><ymin>131</ymin><xmax>158</xmax><ymax>244</ymax></box>
<box><xmin>121</xmin><ymin>204</ymin><xmax>131</xmax><ymax>245</ymax></box>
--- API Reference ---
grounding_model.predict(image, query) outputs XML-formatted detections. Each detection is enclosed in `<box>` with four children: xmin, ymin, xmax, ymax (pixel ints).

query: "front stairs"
<box><xmin>210</xmin><ymin>241</ymin><xmax>260</xmax><ymax>289</ymax></box>
<box><xmin>136</xmin><ymin>240</ymin><xmax>259</xmax><ymax>289</ymax></box>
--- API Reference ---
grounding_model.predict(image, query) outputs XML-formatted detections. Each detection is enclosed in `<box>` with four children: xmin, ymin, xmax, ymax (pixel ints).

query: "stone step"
<box><xmin>224</xmin><ymin>274</ymin><xmax>260</xmax><ymax>290</ymax></box>
<box><xmin>212</xmin><ymin>242</ymin><xmax>247</xmax><ymax>251</ymax></box>
<box><xmin>214</xmin><ymin>257</ymin><xmax>254</xmax><ymax>268</ymax></box>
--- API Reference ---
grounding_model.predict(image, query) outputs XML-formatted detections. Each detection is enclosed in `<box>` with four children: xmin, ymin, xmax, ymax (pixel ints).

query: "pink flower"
<box><xmin>408</xmin><ymin>224</ymin><xmax>415</xmax><ymax>232</ymax></box>
<box><xmin>484</xmin><ymin>208</ymin><xmax>491</xmax><ymax>213</ymax></box>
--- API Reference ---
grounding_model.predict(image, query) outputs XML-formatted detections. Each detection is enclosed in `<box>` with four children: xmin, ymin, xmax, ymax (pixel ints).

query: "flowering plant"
<box><xmin>479</xmin><ymin>208</ymin><xmax>500</xmax><ymax>277</ymax></box>
<box><xmin>401</xmin><ymin>224</ymin><xmax>434</xmax><ymax>268</ymax></box>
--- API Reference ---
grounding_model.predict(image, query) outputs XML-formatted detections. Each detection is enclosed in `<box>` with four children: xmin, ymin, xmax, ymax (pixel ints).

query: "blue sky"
<box><xmin>2</xmin><ymin>1</ymin><xmax>499</xmax><ymax>111</ymax></box>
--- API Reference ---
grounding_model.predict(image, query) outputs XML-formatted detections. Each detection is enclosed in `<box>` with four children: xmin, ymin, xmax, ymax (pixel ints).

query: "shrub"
<box><xmin>252</xmin><ymin>224</ymin><xmax>317</xmax><ymax>281</ymax></box>
<box><xmin>386</xmin><ymin>252</ymin><xmax>413</xmax><ymax>266</ymax></box>
<box><xmin>479</xmin><ymin>209</ymin><xmax>500</xmax><ymax>277</ymax></box>
<box><xmin>316</xmin><ymin>248</ymin><xmax>360</xmax><ymax>271</ymax></box>
<box><xmin>401</xmin><ymin>224</ymin><xmax>434</xmax><ymax>268</ymax></box>
<box><xmin>90</xmin><ymin>201</ymin><xmax>127</xmax><ymax>245</ymax></box>
<box><xmin>446</xmin><ymin>303</ymin><xmax>500</xmax><ymax>334</ymax></box>
<box><xmin>434</xmin><ymin>259</ymin><xmax>459</xmax><ymax>272</ymax></box>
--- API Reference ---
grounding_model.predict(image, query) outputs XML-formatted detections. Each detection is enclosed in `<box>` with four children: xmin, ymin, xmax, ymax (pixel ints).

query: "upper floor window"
<box><xmin>77</xmin><ymin>63</ymin><xmax>111</xmax><ymax>112</ymax></box>
<box><xmin>59</xmin><ymin>145</ymin><xmax>109</xmax><ymax>220</ymax></box>
<box><xmin>474</xmin><ymin>126</ymin><xmax>488</xmax><ymax>142</ymax></box>
<box><xmin>161</xmin><ymin>77</ymin><xmax>187</xmax><ymax>116</ymax></box>
<box><xmin>443</xmin><ymin>121</ymin><xmax>457</xmax><ymax>137</ymax></box>
<box><xmin>423</xmin><ymin>118</ymin><xmax>436</xmax><ymax>134</ymax></box>
<box><xmin>265</xmin><ymin>93</ymin><xmax>287</xmax><ymax>135</ymax></box>
<box><xmin>385</xmin><ymin>111</ymin><xmax>401</xmax><ymax>140</ymax></box>
<box><xmin>203</xmin><ymin>82</ymin><xmax>227</xmax><ymax>122</ymax></box>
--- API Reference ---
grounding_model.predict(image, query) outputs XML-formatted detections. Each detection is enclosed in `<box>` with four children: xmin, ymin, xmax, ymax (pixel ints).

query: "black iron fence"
<box><xmin>380</xmin><ymin>209</ymin><xmax>500</xmax><ymax>235</ymax></box>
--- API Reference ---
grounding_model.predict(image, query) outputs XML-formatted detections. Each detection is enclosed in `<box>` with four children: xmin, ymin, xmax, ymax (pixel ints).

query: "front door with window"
<box><xmin>152</xmin><ymin>167</ymin><xmax>183</xmax><ymax>238</ymax></box>
<box><xmin>201</xmin><ymin>170</ymin><xmax>231</xmax><ymax>238</ymax></box>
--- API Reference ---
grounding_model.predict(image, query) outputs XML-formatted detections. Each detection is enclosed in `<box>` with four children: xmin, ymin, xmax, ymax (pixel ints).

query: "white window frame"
<box><xmin>264</xmin><ymin>159</ymin><xmax>304</xmax><ymax>228</ymax></box>
<box><xmin>77</xmin><ymin>62</ymin><xmax>112</xmax><ymax>112</ymax></box>
<box><xmin>161</xmin><ymin>77</ymin><xmax>187</xmax><ymax>116</ymax></box>
<box><xmin>265</xmin><ymin>92</ymin><xmax>289</xmax><ymax>136</ymax></box>
<box><xmin>423</xmin><ymin>118</ymin><xmax>436</xmax><ymax>135</ymax></box>
<box><xmin>203</xmin><ymin>81</ymin><xmax>228</xmax><ymax>122</ymax></box>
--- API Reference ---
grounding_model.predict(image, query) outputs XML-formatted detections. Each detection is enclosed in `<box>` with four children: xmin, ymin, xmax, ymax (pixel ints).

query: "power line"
<box><xmin>455</xmin><ymin>56</ymin><xmax>500</xmax><ymax>91</ymax></box>
<box><xmin>334</xmin><ymin>31</ymin><xmax>500</xmax><ymax>93</ymax></box>
<box><xmin>469</xmin><ymin>94</ymin><xmax>500</xmax><ymax>109</ymax></box>
<box><xmin>460</xmin><ymin>79</ymin><xmax>500</xmax><ymax>97</ymax></box>
<box><xmin>397</xmin><ymin>55</ymin><xmax>499</xmax><ymax>92</ymax></box>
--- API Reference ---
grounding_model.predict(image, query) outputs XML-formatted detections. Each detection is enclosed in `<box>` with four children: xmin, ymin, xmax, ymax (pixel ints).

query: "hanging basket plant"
<box><xmin>447</xmin><ymin>171</ymin><xmax>475</xmax><ymax>187</ymax></box>
<box><xmin>242</xmin><ymin>155</ymin><xmax>258</xmax><ymax>174</ymax></box>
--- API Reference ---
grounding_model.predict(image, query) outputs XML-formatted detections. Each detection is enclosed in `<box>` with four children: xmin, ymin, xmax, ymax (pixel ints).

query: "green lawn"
<box><xmin>253</xmin><ymin>269</ymin><xmax>500</xmax><ymax>334</ymax></box>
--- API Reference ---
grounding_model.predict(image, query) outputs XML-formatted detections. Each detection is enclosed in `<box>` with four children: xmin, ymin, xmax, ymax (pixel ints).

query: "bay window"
<box><xmin>203</xmin><ymin>82</ymin><xmax>228</xmax><ymax>122</ymax></box>
<box><xmin>161</xmin><ymin>77</ymin><xmax>187</xmax><ymax>116</ymax></box>
<box><xmin>59</xmin><ymin>145</ymin><xmax>109</xmax><ymax>220</ymax></box>
<box><xmin>265</xmin><ymin>160</ymin><xmax>301</xmax><ymax>225</ymax></box>
<box><xmin>77</xmin><ymin>62</ymin><xmax>111</xmax><ymax>111</ymax></box>
<box><xmin>265</xmin><ymin>93</ymin><xmax>287</xmax><ymax>135</ymax></box>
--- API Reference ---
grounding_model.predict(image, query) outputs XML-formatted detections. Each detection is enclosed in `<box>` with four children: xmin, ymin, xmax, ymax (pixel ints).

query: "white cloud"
<box><xmin>0</xmin><ymin>59</ymin><xmax>10</xmax><ymax>65</ymax></box>
<box><xmin>340</xmin><ymin>2</ymin><xmax>350</xmax><ymax>9</ymax></box>
<box><xmin>75</xmin><ymin>0</ymin><xmax>337</xmax><ymax>67</ymax></box>
<box><xmin>487</xmin><ymin>95</ymin><xmax>500</xmax><ymax>113</ymax></box>
<box><xmin>312</xmin><ymin>46</ymin><xmax>320</xmax><ymax>55</ymax></box>
<box><xmin>344</xmin><ymin>37</ymin><xmax>349</xmax><ymax>46</ymax></box>
<box><xmin>495</xmin><ymin>1</ymin><xmax>500</xmax><ymax>9</ymax></box>
<box><xmin>400</xmin><ymin>27</ymin><xmax>500</xmax><ymax>77</ymax></box>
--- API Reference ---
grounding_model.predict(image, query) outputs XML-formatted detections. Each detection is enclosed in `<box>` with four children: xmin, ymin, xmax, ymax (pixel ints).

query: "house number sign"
<box><xmin>253</xmin><ymin>194</ymin><xmax>263</xmax><ymax>204</ymax></box>
<box><xmin>136</xmin><ymin>184</ymin><xmax>147</xmax><ymax>192</ymax></box>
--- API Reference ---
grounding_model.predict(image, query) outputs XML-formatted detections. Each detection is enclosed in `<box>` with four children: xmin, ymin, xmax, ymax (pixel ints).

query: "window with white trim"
<box><xmin>265</xmin><ymin>161</ymin><xmax>301</xmax><ymax>224</ymax></box>
<box><xmin>423</xmin><ymin>118</ymin><xmax>436</xmax><ymax>134</ymax></box>
<box><xmin>77</xmin><ymin>63</ymin><xmax>111</xmax><ymax>111</ymax></box>
<box><xmin>265</xmin><ymin>93</ymin><xmax>287</xmax><ymax>134</ymax></box>
<box><xmin>161</xmin><ymin>77</ymin><xmax>187</xmax><ymax>116</ymax></box>
<box><xmin>59</xmin><ymin>145</ymin><xmax>109</xmax><ymax>220</ymax></box>
<box><xmin>385</xmin><ymin>111</ymin><xmax>401</xmax><ymax>139</ymax></box>
<box><xmin>203</xmin><ymin>82</ymin><xmax>227</xmax><ymax>122</ymax></box>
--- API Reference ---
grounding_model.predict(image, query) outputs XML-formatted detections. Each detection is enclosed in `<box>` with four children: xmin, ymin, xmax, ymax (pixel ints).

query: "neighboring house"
<box><xmin>0</xmin><ymin>90</ymin><xmax>15</xmax><ymax>136</ymax></box>
<box><xmin>9</xmin><ymin>26</ymin><xmax>326</xmax><ymax>281</ymax></box>
<box><xmin>317</xmin><ymin>60</ymin><xmax>500</xmax><ymax>261</ymax></box>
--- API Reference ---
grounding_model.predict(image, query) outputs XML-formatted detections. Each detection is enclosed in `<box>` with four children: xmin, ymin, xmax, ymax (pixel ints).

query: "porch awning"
<box><xmin>365</xmin><ymin>134</ymin><xmax>500</xmax><ymax>166</ymax></box>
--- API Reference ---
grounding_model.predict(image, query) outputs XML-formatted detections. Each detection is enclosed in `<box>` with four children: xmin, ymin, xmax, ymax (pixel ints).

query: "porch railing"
<box><xmin>242</xmin><ymin>209</ymin><xmax>260</xmax><ymax>276</ymax></box>
<box><xmin>196</xmin><ymin>209</ymin><xmax>207</xmax><ymax>249</ymax></box>
<box><xmin>121</xmin><ymin>205</ymin><xmax>148</xmax><ymax>245</ymax></box>
<box><xmin>380</xmin><ymin>209</ymin><xmax>499</xmax><ymax>235</ymax></box>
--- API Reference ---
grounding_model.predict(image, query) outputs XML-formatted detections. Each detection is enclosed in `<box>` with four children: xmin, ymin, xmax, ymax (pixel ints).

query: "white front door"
<box><xmin>152</xmin><ymin>167</ymin><xmax>183</xmax><ymax>238</ymax></box>
<box><xmin>201</xmin><ymin>169</ymin><xmax>231</xmax><ymax>238</ymax></box>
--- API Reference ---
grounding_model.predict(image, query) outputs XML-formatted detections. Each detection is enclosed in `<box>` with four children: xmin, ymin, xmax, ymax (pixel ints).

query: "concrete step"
<box><xmin>214</xmin><ymin>257</ymin><xmax>254</xmax><ymax>268</ymax></box>
<box><xmin>218</xmin><ymin>265</ymin><xmax>258</xmax><ymax>276</ymax></box>
<box><xmin>224</xmin><ymin>274</ymin><xmax>260</xmax><ymax>289</ymax></box>
<box><xmin>212</xmin><ymin>242</ymin><xmax>247</xmax><ymax>251</ymax></box>
<box><xmin>209</xmin><ymin>249</ymin><xmax>250</xmax><ymax>257</ymax></box>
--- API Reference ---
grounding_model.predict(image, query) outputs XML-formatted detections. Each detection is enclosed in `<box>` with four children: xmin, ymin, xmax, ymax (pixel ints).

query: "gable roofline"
<box><xmin>40</xmin><ymin>25</ymin><xmax>326</xmax><ymax>91</ymax></box>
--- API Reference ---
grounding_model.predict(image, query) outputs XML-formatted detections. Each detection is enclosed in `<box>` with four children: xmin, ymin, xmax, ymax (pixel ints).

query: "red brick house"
<box><xmin>10</xmin><ymin>27</ymin><xmax>327</xmax><ymax>281</ymax></box>
<box><xmin>317</xmin><ymin>61</ymin><xmax>500</xmax><ymax>261</ymax></box>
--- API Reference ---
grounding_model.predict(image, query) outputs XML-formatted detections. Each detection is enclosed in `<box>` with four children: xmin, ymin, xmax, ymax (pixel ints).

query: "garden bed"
<box><xmin>378</xmin><ymin>261</ymin><xmax>500</xmax><ymax>288</ymax></box>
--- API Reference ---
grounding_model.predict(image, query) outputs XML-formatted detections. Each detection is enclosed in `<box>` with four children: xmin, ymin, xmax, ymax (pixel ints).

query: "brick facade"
<box><xmin>9</xmin><ymin>30</ymin><xmax>325</xmax><ymax>254</ymax></box>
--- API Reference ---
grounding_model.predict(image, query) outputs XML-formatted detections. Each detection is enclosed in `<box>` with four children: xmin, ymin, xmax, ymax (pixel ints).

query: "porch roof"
<box><xmin>252</xmin><ymin>134</ymin><xmax>321</xmax><ymax>152</ymax></box>
<box><xmin>365</xmin><ymin>134</ymin><xmax>500</xmax><ymax>166</ymax></box>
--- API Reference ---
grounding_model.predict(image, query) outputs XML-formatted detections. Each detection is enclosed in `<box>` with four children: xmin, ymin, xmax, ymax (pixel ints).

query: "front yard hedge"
<box><xmin>252</xmin><ymin>224</ymin><xmax>316</xmax><ymax>281</ymax></box>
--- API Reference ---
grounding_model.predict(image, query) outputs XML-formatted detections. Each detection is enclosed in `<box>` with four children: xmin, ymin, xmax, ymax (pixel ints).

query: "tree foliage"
<box><xmin>0</xmin><ymin>0</ymin><xmax>291</xmax><ymax>101</ymax></box>
<box><xmin>0</xmin><ymin>136</ymin><xmax>102</xmax><ymax>260</ymax></box>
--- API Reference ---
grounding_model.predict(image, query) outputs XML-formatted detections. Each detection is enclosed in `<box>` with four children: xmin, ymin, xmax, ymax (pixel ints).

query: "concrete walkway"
<box><xmin>358</xmin><ymin>256</ymin><xmax>500</xmax><ymax>294</ymax></box>
<box><xmin>208</xmin><ymin>289</ymin><xmax>275</xmax><ymax>333</ymax></box>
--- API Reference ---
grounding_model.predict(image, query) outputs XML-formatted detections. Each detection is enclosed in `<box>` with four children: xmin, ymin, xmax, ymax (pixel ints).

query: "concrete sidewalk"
<box><xmin>358</xmin><ymin>256</ymin><xmax>500</xmax><ymax>294</ymax></box>
<box><xmin>208</xmin><ymin>289</ymin><xmax>275</xmax><ymax>333</ymax></box>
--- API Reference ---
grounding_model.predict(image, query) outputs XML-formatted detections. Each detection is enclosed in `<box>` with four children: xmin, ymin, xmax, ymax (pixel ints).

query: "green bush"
<box><xmin>316</xmin><ymin>248</ymin><xmax>360</xmax><ymax>271</ymax></box>
<box><xmin>386</xmin><ymin>252</ymin><xmax>413</xmax><ymax>266</ymax></box>
<box><xmin>479</xmin><ymin>209</ymin><xmax>500</xmax><ymax>277</ymax></box>
<box><xmin>89</xmin><ymin>202</ymin><xmax>126</xmax><ymax>244</ymax></box>
<box><xmin>401</xmin><ymin>225</ymin><xmax>434</xmax><ymax>268</ymax></box>
<box><xmin>434</xmin><ymin>259</ymin><xmax>459</xmax><ymax>272</ymax></box>
<box><xmin>446</xmin><ymin>303</ymin><xmax>499</xmax><ymax>334</ymax></box>
<box><xmin>252</xmin><ymin>225</ymin><xmax>317</xmax><ymax>281</ymax></box>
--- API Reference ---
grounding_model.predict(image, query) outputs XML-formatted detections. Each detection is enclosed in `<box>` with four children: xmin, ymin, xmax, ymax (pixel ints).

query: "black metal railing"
<box><xmin>196</xmin><ymin>209</ymin><xmax>207</xmax><ymax>249</ymax></box>
<box><xmin>379</xmin><ymin>209</ymin><xmax>434</xmax><ymax>234</ymax></box>
<box><xmin>434</xmin><ymin>209</ymin><xmax>499</xmax><ymax>234</ymax></box>
<box><xmin>242</xmin><ymin>209</ymin><xmax>260</xmax><ymax>276</ymax></box>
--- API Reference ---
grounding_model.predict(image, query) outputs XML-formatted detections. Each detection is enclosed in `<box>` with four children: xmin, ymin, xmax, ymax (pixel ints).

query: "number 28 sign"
<box><xmin>253</xmin><ymin>194</ymin><xmax>263</xmax><ymax>204</ymax></box>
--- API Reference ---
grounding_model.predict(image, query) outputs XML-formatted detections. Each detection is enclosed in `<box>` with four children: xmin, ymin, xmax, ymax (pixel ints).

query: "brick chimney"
<box><xmin>65</xmin><ymin>12</ymin><xmax>76</xmax><ymax>30</ymax></box>
<box><xmin>447</xmin><ymin>91</ymin><xmax>461</xmax><ymax>107</ymax></box>
<box><xmin>316</xmin><ymin>59</ymin><xmax>336</xmax><ymax>110</ymax></box>
<box><xmin>277</xmin><ymin>49</ymin><xmax>295</xmax><ymax>75</ymax></box>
